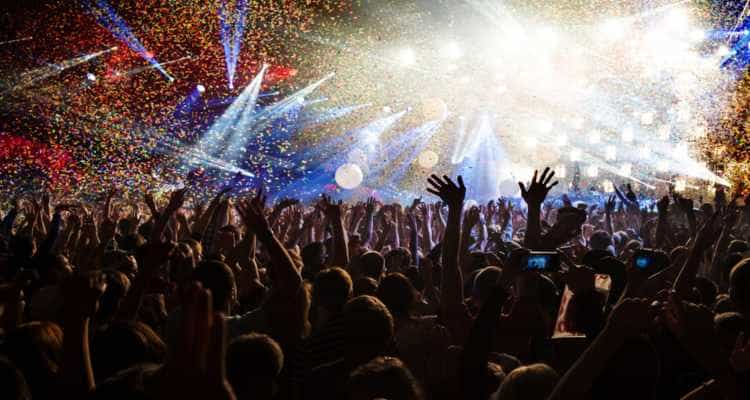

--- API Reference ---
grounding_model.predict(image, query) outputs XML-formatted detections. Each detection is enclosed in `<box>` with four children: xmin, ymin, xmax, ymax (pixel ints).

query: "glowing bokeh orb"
<box><xmin>196</xmin><ymin>84</ymin><xmax>206</xmax><ymax>93</ymax></box>
<box><xmin>335</xmin><ymin>163</ymin><xmax>364</xmax><ymax>189</ymax></box>
<box><xmin>421</xmin><ymin>97</ymin><xmax>448</xmax><ymax>121</ymax></box>
<box><xmin>417</xmin><ymin>150</ymin><xmax>439</xmax><ymax>169</ymax></box>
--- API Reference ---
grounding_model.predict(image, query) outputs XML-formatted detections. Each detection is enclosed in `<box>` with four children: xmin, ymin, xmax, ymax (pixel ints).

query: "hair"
<box><xmin>728</xmin><ymin>240</ymin><xmax>749</xmax><ymax>254</ymax></box>
<box><xmin>103</xmin><ymin>250</ymin><xmax>138</xmax><ymax>277</ymax></box>
<box><xmin>96</xmin><ymin>269</ymin><xmax>131</xmax><ymax>324</ymax></box>
<box><xmin>492</xmin><ymin>363</ymin><xmax>559</xmax><ymax>400</ymax></box>
<box><xmin>226</xmin><ymin>333</ymin><xmax>284</xmax><ymax>400</ymax></box>
<box><xmin>313</xmin><ymin>267</ymin><xmax>353</xmax><ymax>313</ymax></box>
<box><xmin>385</xmin><ymin>248</ymin><xmax>412</xmax><ymax>272</ymax></box>
<box><xmin>353</xmin><ymin>277</ymin><xmax>379</xmax><ymax>297</ymax></box>
<box><xmin>361</xmin><ymin>251</ymin><xmax>386</xmax><ymax>281</ymax></box>
<box><xmin>729</xmin><ymin>258</ymin><xmax>750</xmax><ymax>313</ymax></box>
<box><xmin>472</xmin><ymin>267</ymin><xmax>503</xmax><ymax>303</ymax></box>
<box><xmin>2</xmin><ymin>321</ymin><xmax>63</xmax><ymax>400</ymax></box>
<box><xmin>376</xmin><ymin>273</ymin><xmax>417</xmax><ymax>319</ymax></box>
<box><xmin>343</xmin><ymin>295</ymin><xmax>394</xmax><ymax>362</ymax></box>
<box><xmin>589</xmin><ymin>230</ymin><xmax>613</xmax><ymax>252</ymax></box>
<box><xmin>0</xmin><ymin>356</ymin><xmax>31</xmax><ymax>400</ymax></box>
<box><xmin>192</xmin><ymin>260</ymin><xmax>236</xmax><ymax>312</ymax></box>
<box><xmin>348</xmin><ymin>357</ymin><xmax>424</xmax><ymax>400</ymax></box>
<box><xmin>92</xmin><ymin>321</ymin><xmax>166</xmax><ymax>380</ymax></box>
<box><xmin>693</xmin><ymin>277</ymin><xmax>718</xmax><ymax>308</ymax></box>
<box><xmin>118</xmin><ymin>233</ymin><xmax>146</xmax><ymax>253</ymax></box>
<box><xmin>182</xmin><ymin>238</ymin><xmax>203</xmax><ymax>262</ymax></box>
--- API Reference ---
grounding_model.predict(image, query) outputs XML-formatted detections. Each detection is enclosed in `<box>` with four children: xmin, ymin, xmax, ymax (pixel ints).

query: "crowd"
<box><xmin>0</xmin><ymin>166</ymin><xmax>749</xmax><ymax>400</ymax></box>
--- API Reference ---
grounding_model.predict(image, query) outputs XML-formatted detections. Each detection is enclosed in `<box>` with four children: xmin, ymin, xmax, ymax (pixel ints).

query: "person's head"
<box><xmin>118</xmin><ymin>233</ymin><xmax>146</xmax><ymax>253</ymax></box>
<box><xmin>313</xmin><ymin>267</ymin><xmax>353</xmax><ymax>314</ymax></box>
<box><xmin>472</xmin><ymin>267</ymin><xmax>502</xmax><ymax>305</ymax></box>
<box><xmin>226</xmin><ymin>333</ymin><xmax>284</xmax><ymax>400</ymax></box>
<box><xmin>2</xmin><ymin>321</ymin><xmax>63</xmax><ymax>400</ymax></box>
<box><xmin>491</xmin><ymin>363</ymin><xmax>559</xmax><ymax>400</ymax></box>
<box><xmin>192</xmin><ymin>260</ymin><xmax>236</xmax><ymax>314</ymax></box>
<box><xmin>589</xmin><ymin>230</ymin><xmax>614</xmax><ymax>254</ymax></box>
<box><xmin>361</xmin><ymin>251</ymin><xmax>386</xmax><ymax>281</ymax></box>
<box><xmin>693</xmin><ymin>277</ymin><xmax>718</xmax><ymax>308</ymax></box>
<box><xmin>92</xmin><ymin>321</ymin><xmax>166</xmax><ymax>380</ymax></box>
<box><xmin>714</xmin><ymin>312</ymin><xmax>748</xmax><ymax>355</ymax></box>
<box><xmin>348</xmin><ymin>356</ymin><xmax>423</xmax><ymax>400</ymax></box>
<box><xmin>170</xmin><ymin>242</ymin><xmax>196</xmax><ymax>285</ymax></box>
<box><xmin>343</xmin><ymin>295</ymin><xmax>394</xmax><ymax>363</ymax></box>
<box><xmin>376</xmin><ymin>273</ymin><xmax>417</xmax><ymax>320</ymax></box>
<box><xmin>103</xmin><ymin>250</ymin><xmax>138</xmax><ymax>279</ymax></box>
<box><xmin>728</xmin><ymin>240</ymin><xmax>749</xmax><ymax>254</ymax></box>
<box><xmin>182</xmin><ymin>238</ymin><xmax>203</xmax><ymax>265</ymax></box>
<box><xmin>37</xmin><ymin>254</ymin><xmax>73</xmax><ymax>285</ymax></box>
<box><xmin>730</xmin><ymin>258</ymin><xmax>750</xmax><ymax>315</ymax></box>
<box><xmin>352</xmin><ymin>277</ymin><xmax>379</xmax><ymax>297</ymax></box>
<box><xmin>385</xmin><ymin>248</ymin><xmax>411</xmax><ymax>273</ymax></box>
<box><xmin>0</xmin><ymin>356</ymin><xmax>31</xmax><ymax>400</ymax></box>
<box><xmin>590</xmin><ymin>338</ymin><xmax>660</xmax><ymax>400</ymax></box>
<box><xmin>722</xmin><ymin>252</ymin><xmax>744</xmax><ymax>286</ymax></box>
<box><xmin>96</xmin><ymin>270</ymin><xmax>131</xmax><ymax>324</ymax></box>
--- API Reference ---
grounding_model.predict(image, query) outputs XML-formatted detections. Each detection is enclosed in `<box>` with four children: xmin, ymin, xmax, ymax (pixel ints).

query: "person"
<box><xmin>1</xmin><ymin>166</ymin><xmax>749</xmax><ymax>400</ymax></box>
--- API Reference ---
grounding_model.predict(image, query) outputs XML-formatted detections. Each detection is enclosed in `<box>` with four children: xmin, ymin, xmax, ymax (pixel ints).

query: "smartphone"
<box><xmin>634</xmin><ymin>249</ymin><xmax>664</xmax><ymax>271</ymax></box>
<box><xmin>524</xmin><ymin>251</ymin><xmax>560</xmax><ymax>272</ymax></box>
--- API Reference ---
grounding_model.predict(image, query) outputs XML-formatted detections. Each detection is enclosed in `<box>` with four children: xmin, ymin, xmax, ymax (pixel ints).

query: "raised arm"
<box><xmin>519</xmin><ymin>167</ymin><xmax>558</xmax><ymax>250</ymax></box>
<box><xmin>673</xmin><ymin>213</ymin><xmax>718</xmax><ymax>299</ymax></box>
<box><xmin>426</xmin><ymin>174</ymin><xmax>467</xmax><ymax>340</ymax></box>
<box><xmin>320</xmin><ymin>194</ymin><xmax>350</xmax><ymax>267</ymax></box>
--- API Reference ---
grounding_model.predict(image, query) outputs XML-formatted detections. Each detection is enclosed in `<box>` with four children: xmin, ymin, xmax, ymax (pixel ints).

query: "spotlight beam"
<box><xmin>0</xmin><ymin>37</ymin><xmax>32</xmax><ymax>46</ymax></box>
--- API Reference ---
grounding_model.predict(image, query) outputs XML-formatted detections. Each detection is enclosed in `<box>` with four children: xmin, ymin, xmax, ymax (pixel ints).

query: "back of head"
<box><xmin>226</xmin><ymin>333</ymin><xmax>284</xmax><ymax>400</ymax></box>
<box><xmin>590</xmin><ymin>337</ymin><xmax>659</xmax><ymax>400</ymax></box>
<box><xmin>722</xmin><ymin>253</ymin><xmax>744</xmax><ymax>284</ymax></box>
<box><xmin>2</xmin><ymin>321</ymin><xmax>63</xmax><ymax>400</ymax></box>
<box><xmin>314</xmin><ymin>267</ymin><xmax>353</xmax><ymax>313</ymax></box>
<box><xmin>730</xmin><ymin>258</ymin><xmax>750</xmax><ymax>314</ymax></box>
<box><xmin>302</xmin><ymin>241</ymin><xmax>326</xmax><ymax>273</ymax></box>
<box><xmin>353</xmin><ymin>277</ymin><xmax>379</xmax><ymax>297</ymax></box>
<box><xmin>472</xmin><ymin>267</ymin><xmax>503</xmax><ymax>304</ymax></box>
<box><xmin>385</xmin><ymin>248</ymin><xmax>411</xmax><ymax>273</ymax></box>
<box><xmin>118</xmin><ymin>233</ymin><xmax>146</xmax><ymax>253</ymax></box>
<box><xmin>361</xmin><ymin>251</ymin><xmax>386</xmax><ymax>281</ymax></box>
<box><xmin>348</xmin><ymin>356</ymin><xmax>423</xmax><ymax>400</ymax></box>
<box><xmin>0</xmin><ymin>356</ymin><xmax>31</xmax><ymax>400</ymax></box>
<box><xmin>728</xmin><ymin>240</ymin><xmax>749</xmax><ymax>254</ymax></box>
<box><xmin>97</xmin><ymin>270</ymin><xmax>131</xmax><ymax>324</ymax></box>
<box><xmin>343</xmin><ymin>295</ymin><xmax>394</xmax><ymax>362</ymax></box>
<box><xmin>376</xmin><ymin>273</ymin><xmax>417</xmax><ymax>319</ymax></box>
<box><xmin>492</xmin><ymin>363</ymin><xmax>559</xmax><ymax>400</ymax></box>
<box><xmin>92</xmin><ymin>321</ymin><xmax>166</xmax><ymax>381</ymax></box>
<box><xmin>589</xmin><ymin>230</ymin><xmax>613</xmax><ymax>253</ymax></box>
<box><xmin>192</xmin><ymin>260</ymin><xmax>236</xmax><ymax>312</ymax></box>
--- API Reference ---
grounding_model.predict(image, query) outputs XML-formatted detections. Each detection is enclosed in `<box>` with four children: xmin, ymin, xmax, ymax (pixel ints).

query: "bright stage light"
<box><xmin>589</xmin><ymin>130</ymin><xmax>601</xmax><ymax>144</ymax></box>
<box><xmin>598</xmin><ymin>19</ymin><xmax>626</xmax><ymax>41</ymax></box>
<box><xmin>621</xmin><ymin>163</ymin><xmax>632</xmax><ymax>177</ymax></box>
<box><xmin>664</xmin><ymin>7</ymin><xmax>690</xmax><ymax>33</ymax></box>
<box><xmin>86</xmin><ymin>72</ymin><xmax>97</xmax><ymax>82</ymax></box>
<box><xmin>674</xmin><ymin>178</ymin><xmax>687</xmax><ymax>192</ymax></box>
<box><xmin>602</xmin><ymin>180</ymin><xmax>614</xmax><ymax>193</ymax></box>
<box><xmin>586</xmin><ymin>165</ymin><xmax>599</xmax><ymax>178</ymax></box>
<box><xmin>570</xmin><ymin>149</ymin><xmax>582</xmax><ymax>162</ymax></box>
<box><xmin>622</xmin><ymin>127</ymin><xmax>634</xmax><ymax>142</ymax></box>
<box><xmin>690</xmin><ymin>29</ymin><xmax>705</xmax><ymax>42</ymax></box>
<box><xmin>196</xmin><ymin>84</ymin><xmax>206</xmax><ymax>93</ymax></box>
<box><xmin>442</xmin><ymin>41</ymin><xmax>462</xmax><ymax>60</ymax></box>
<box><xmin>657</xmin><ymin>160</ymin><xmax>669</xmax><ymax>172</ymax></box>
<box><xmin>717</xmin><ymin>45</ymin><xmax>731</xmax><ymax>57</ymax></box>
<box><xmin>397</xmin><ymin>47</ymin><xmax>416</xmax><ymax>66</ymax></box>
<box><xmin>605</xmin><ymin>145</ymin><xmax>616</xmax><ymax>161</ymax></box>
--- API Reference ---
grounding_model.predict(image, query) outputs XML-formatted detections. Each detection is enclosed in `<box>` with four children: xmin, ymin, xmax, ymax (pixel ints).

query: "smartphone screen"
<box><xmin>634</xmin><ymin>255</ymin><xmax>654</xmax><ymax>269</ymax></box>
<box><xmin>524</xmin><ymin>252</ymin><xmax>559</xmax><ymax>272</ymax></box>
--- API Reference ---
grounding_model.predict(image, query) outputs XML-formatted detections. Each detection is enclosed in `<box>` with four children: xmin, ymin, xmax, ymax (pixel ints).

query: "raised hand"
<box><xmin>236</xmin><ymin>197</ymin><xmax>270</xmax><ymax>237</ymax></box>
<box><xmin>319</xmin><ymin>194</ymin><xmax>344</xmax><ymax>220</ymax></box>
<box><xmin>604</xmin><ymin>195</ymin><xmax>616</xmax><ymax>215</ymax></box>
<box><xmin>426</xmin><ymin>174</ymin><xmax>466</xmax><ymax>208</ymax></box>
<box><xmin>464</xmin><ymin>206</ymin><xmax>481</xmax><ymax>228</ymax></box>
<box><xmin>519</xmin><ymin>167</ymin><xmax>558</xmax><ymax>206</ymax></box>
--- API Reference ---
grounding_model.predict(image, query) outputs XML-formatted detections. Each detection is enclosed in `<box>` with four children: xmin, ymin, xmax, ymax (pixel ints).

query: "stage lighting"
<box><xmin>602</xmin><ymin>180</ymin><xmax>614</xmax><ymax>193</ymax></box>
<box><xmin>674</xmin><ymin>178</ymin><xmax>687</xmax><ymax>192</ymax></box>
<box><xmin>397</xmin><ymin>47</ymin><xmax>416</xmax><ymax>66</ymax></box>
<box><xmin>690</xmin><ymin>29</ymin><xmax>705</xmax><ymax>42</ymax></box>
<box><xmin>717</xmin><ymin>45</ymin><xmax>731</xmax><ymax>57</ymax></box>
<box><xmin>664</xmin><ymin>7</ymin><xmax>689</xmax><ymax>33</ymax></box>
<box><xmin>622</xmin><ymin>127</ymin><xmax>634</xmax><ymax>142</ymax></box>
<box><xmin>196</xmin><ymin>84</ymin><xmax>206</xmax><ymax>93</ymax></box>
<box><xmin>586</xmin><ymin>165</ymin><xmax>599</xmax><ymax>178</ymax></box>
<box><xmin>442</xmin><ymin>41</ymin><xmax>462</xmax><ymax>60</ymax></box>
<box><xmin>589</xmin><ymin>130</ymin><xmax>601</xmax><ymax>144</ymax></box>
<box><xmin>605</xmin><ymin>145</ymin><xmax>616</xmax><ymax>160</ymax></box>
<box><xmin>598</xmin><ymin>19</ymin><xmax>626</xmax><ymax>41</ymax></box>
<box><xmin>570</xmin><ymin>149</ymin><xmax>582</xmax><ymax>162</ymax></box>
<box><xmin>555</xmin><ymin>164</ymin><xmax>567</xmax><ymax>178</ymax></box>
<box><xmin>657</xmin><ymin>160</ymin><xmax>669</xmax><ymax>172</ymax></box>
<box><xmin>86</xmin><ymin>72</ymin><xmax>97</xmax><ymax>82</ymax></box>
<box><xmin>621</xmin><ymin>163</ymin><xmax>632</xmax><ymax>177</ymax></box>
